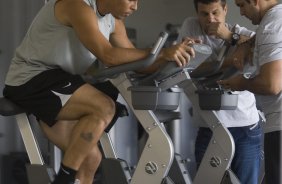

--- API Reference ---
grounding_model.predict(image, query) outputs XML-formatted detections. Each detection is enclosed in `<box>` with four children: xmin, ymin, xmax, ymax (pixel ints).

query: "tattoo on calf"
<box><xmin>80</xmin><ymin>132</ymin><xmax>94</xmax><ymax>142</ymax></box>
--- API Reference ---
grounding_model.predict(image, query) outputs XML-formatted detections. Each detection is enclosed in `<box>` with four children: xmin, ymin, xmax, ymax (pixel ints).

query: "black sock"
<box><xmin>52</xmin><ymin>163</ymin><xmax>77</xmax><ymax>184</ymax></box>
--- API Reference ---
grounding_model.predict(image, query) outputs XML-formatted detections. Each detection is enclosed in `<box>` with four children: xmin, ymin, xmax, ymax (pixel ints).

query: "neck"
<box><xmin>259</xmin><ymin>0</ymin><xmax>279</xmax><ymax>19</ymax></box>
<box><xmin>96</xmin><ymin>0</ymin><xmax>108</xmax><ymax>16</ymax></box>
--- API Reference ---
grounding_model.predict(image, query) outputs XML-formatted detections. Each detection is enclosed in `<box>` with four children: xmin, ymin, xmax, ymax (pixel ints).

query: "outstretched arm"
<box><xmin>218</xmin><ymin>60</ymin><xmax>282</xmax><ymax>95</ymax></box>
<box><xmin>206</xmin><ymin>22</ymin><xmax>250</xmax><ymax>44</ymax></box>
<box><xmin>56</xmin><ymin>0</ymin><xmax>193</xmax><ymax>71</ymax></box>
<box><xmin>56</xmin><ymin>0</ymin><xmax>148</xmax><ymax>66</ymax></box>
<box><xmin>110</xmin><ymin>19</ymin><xmax>195</xmax><ymax>73</ymax></box>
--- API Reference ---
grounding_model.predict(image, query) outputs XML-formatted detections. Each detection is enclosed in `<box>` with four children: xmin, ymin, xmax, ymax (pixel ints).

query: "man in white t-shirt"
<box><xmin>219</xmin><ymin>0</ymin><xmax>282</xmax><ymax>183</ymax></box>
<box><xmin>177</xmin><ymin>0</ymin><xmax>263</xmax><ymax>183</ymax></box>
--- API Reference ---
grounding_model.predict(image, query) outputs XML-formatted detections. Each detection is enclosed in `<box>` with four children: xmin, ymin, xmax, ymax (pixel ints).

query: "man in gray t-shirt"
<box><xmin>219</xmin><ymin>0</ymin><xmax>282</xmax><ymax>183</ymax></box>
<box><xmin>3</xmin><ymin>0</ymin><xmax>195</xmax><ymax>183</ymax></box>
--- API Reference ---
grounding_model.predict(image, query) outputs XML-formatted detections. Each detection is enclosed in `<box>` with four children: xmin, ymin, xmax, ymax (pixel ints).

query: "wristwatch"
<box><xmin>231</xmin><ymin>32</ymin><xmax>240</xmax><ymax>46</ymax></box>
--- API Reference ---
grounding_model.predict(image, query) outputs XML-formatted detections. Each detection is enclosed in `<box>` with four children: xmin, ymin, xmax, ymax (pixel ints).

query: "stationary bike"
<box><xmin>90</xmin><ymin>33</ymin><xmax>240</xmax><ymax>184</ymax></box>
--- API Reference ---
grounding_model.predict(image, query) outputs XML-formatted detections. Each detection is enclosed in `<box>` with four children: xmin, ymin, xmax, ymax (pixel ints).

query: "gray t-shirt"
<box><xmin>253</xmin><ymin>4</ymin><xmax>282</xmax><ymax>133</ymax></box>
<box><xmin>177</xmin><ymin>17</ymin><xmax>259</xmax><ymax>127</ymax></box>
<box><xmin>5</xmin><ymin>0</ymin><xmax>115</xmax><ymax>86</ymax></box>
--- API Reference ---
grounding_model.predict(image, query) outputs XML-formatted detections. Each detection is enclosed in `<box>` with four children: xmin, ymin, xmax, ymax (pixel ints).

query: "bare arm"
<box><xmin>110</xmin><ymin>19</ymin><xmax>196</xmax><ymax>73</ymax></box>
<box><xmin>55</xmin><ymin>0</ymin><xmax>148</xmax><ymax>66</ymax></box>
<box><xmin>245</xmin><ymin>61</ymin><xmax>282</xmax><ymax>95</ymax></box>
<box><xmin>221</xmin><ymin>40</ymin><xmax>253</xmax><ymax>70</ymax></box>
<box><xmin>109</xmin><ymin>19</ymin><xmax>135</xmax><ymax>49</ymax></box>
<box><xmin>208</xmin><ymin>23</ymin><xmax>256</xmax><ymax>71</ymax></box>
<box><xmin>56</xmin><ymin>0</ymin><xmax>193</xmax><ymax>71</ymax></box>
<box><xmin>110</xmin><ymin>19</ymin><xmax>196</xmax><ymax>72</ymax></box>
<box><xmin>218</xmin><ymin>60</ymin><xmax>282</xmax><ymax>95</ymax></box>
<box><xmin>207</xmin><ymin>22</ymin><xmax>251</xmax><ymax>44</ymax></box>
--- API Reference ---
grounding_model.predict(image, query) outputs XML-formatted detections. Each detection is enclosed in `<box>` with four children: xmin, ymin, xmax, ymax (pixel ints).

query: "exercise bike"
<box><xmin>0</xmin><ymin>32</ymin><xmax>240</xmax><ymax>184</ymax></box>
<box><xmin>90</xmin><ymin>32</ymin><xmax>240</xmax><ymax>184</ymax></box>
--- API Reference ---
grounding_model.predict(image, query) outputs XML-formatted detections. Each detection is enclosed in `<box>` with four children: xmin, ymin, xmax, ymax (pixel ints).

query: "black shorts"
<box><xmin>3</xmin><ymin>69</ymin><xmax>86</xmax><ymax>126</ymax></box>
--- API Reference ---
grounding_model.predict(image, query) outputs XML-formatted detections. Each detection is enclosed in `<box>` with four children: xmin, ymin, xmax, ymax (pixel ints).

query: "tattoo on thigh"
<box><xmin>80</xmin><ymin>132</ymin><xmax>94</xmax><ymax>142</ymax></box>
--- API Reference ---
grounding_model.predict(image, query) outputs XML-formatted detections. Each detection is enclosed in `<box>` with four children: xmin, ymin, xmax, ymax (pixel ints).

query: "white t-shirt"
<box><xmin>177</xmin><ymin>17</ymin><xmax>259</xmax><ymax>127</ymax></box>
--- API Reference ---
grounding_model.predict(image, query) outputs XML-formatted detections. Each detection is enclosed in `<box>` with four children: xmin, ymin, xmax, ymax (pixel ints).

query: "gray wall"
<box><xmin>0</xmin><ymin>0</ymin><xmax>44</xmax><ymax>182</ymax></box>
<box><xmin>125</xmin><ymin>0</ymin><xmax>281</xmax><ymax>48</ymax></box>
<box><xmin>125</xmin><ymin>0</ymin><xmax>194</xmax><ymax>48</ymax></box>
<box><xmin>125</xmin><ymin>0</ymin><xmax>260</xmax><ymax>48</ymax></box>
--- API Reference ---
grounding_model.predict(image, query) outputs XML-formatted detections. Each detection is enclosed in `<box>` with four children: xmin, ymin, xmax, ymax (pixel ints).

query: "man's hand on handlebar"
<box><xmin>161</xmin><ymin>41</ymin><xmax>196</xmax><ymax>67</ymax></box>
<box><xmin>182</xmin><ymin>37</ymin><xmax>202</xmax><ymax>45</ymax></box>
<box><xmin>218</xmin><ymin>74</ymin><xmax>247</xmax><ymax>91</ymax></box>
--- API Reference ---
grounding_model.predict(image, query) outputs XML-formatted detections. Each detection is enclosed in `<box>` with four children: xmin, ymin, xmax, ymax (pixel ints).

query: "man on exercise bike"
<box><xmin>3</xmin><ymin>0</ymin><xmax>195</xmax><ymax>183</ymax></box>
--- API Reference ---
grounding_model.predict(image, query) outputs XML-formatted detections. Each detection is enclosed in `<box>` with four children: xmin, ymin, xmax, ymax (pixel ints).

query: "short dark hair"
<box><xmin>193</xmin><ymin>0</ymin><xmax>227</xmax><ymax>12</ymax></box>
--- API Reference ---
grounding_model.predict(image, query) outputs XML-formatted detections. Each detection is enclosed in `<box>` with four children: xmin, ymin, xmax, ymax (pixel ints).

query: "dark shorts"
<box><xmin>3</xmin><ymin>69</ymin><xmax>86</xmax><ymax>126</ymax></box>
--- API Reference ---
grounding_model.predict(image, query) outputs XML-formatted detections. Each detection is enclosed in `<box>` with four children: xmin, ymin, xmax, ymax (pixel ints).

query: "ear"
<box><xmin>223</xmin><ymin>4</ymin><xmax>228</xmax><ymax>14</ymax></box>
<box><xmin>251</xmin><ymin>0</ymin><xmax>259</xmax><ymax>6</ymax></box>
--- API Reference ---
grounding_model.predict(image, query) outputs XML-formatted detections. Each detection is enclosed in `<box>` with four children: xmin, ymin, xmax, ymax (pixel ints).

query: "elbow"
<box><xmin>98</xmin><ymin>50</ymin><xmax>117</xmax><ymax>67</ymax></box>
<box><xmin>267</xmin><ymin>85</ymin><xmax>282</xmax><ymax>95</ymax></box>
<box><xmin>102</xmin><ymin>57</ymin><xmax>116</xmax><ymax>67</ymax></box>
<box><xmin>269</xmin><ymin>88</ymin><xmax>282</xmax><ymax>95</ymax></box>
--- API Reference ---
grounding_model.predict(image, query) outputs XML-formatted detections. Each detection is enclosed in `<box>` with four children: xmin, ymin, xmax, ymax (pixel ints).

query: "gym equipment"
<box><xmin>91</xmin><ymin>33</ymin><xmax>240</xmax><ymax>184</ymax></box>
<box><xmin>0</xmin><ymin>98</ymin><xmax>56</xmax><ymax>184</ymax></box>
<box><xmin>94</xmin><ymin>32</ymin><xmax>179</xmax><ymax>184</ymax></box>
<box><xmin>149</xmin><ymin>43</ymin><xmax>241</xmax><ymax>184</ymax></box>
<box><xmin>146</xmin><ymin>43</ymin><xmax>241</xmax><ymax>184</ymax></box>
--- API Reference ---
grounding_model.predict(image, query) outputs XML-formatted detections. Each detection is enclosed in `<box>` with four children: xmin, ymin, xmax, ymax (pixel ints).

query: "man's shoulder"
<box><xmin>181</xmin><ymin>17</ymin><xmax>201</xmax><ymax>33</ymax></box>
<box><xmin>183</xmin><ymin>17</ymin><xmax>199</xmax><ymax>25</ymax></box>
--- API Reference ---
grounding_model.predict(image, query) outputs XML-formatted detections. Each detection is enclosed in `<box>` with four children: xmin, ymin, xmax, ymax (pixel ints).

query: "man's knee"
<box><xmin>93</xmin><ymin>95</ymin><xmax>116</xmax><ymax>128</ymax></box>
<box><xmin>103</xmin><ymin>95</ymin><xmax>116</xmax><ymax>120</ymax></box>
